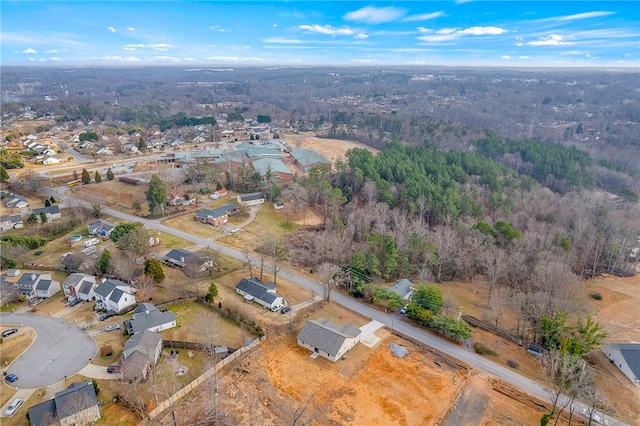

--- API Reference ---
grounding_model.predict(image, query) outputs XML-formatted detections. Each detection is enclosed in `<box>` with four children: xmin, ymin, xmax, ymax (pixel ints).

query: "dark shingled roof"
<box><xmin>619</xmin><ymin>343</ymin><xmax>640</xmax><ymax>379</ymax></box>
<box><xmin>27</xmin><ymin>398</ymin><xmax>57</xmax><ymax>426</ymax></box>
<box><xmin>236</xmin><ymin>277</ymin><xmax>280</xmax><ymax>304</ymax></box>
<box><xmin>297</xmin><ymin>318</ymin><xmax>361</xmax><ymax>357</ymax></box>
<box><xmin>54</xmin><ymin>380</ymin><xmax>98</xmax><ymax>420</ymax></box>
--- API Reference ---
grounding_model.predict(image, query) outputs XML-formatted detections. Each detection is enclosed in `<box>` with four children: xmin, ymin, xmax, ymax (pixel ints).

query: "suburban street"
<box><xmin>40</xmin><ymin>189</ymin><xmax>625</xmax><ymax>426</ymax></box>
<box><xmin>0</xmin><ymin>313</ymin><xmax>97</xmax><ymax>388</ymax></box>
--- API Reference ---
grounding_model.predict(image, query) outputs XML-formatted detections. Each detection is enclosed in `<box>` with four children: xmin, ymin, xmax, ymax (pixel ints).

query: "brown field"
<box><xmin>281</xmin><ymin>133</ymin><xmax>379</xmax><ymax>163</ymax></box>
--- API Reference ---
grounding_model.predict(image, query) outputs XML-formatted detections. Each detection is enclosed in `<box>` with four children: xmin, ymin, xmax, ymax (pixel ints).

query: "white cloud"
<box><xmin>417</xmin><ymin>27</ymin><xmax>433</xmax><ymax>34</ymax></box>
<box><xmin>45</xmin><ymin>49</ymin><xmax>59</xmax><ymax>54</ymax></box>
<box><xmin>355</xmin><ymin>33</ymin><xmax>368</xmax><ymax>39</ymax></box>
<box><xmin>154</xmin><ymin>56</ymin><xmax>181</xmax><ymax>62</ymax></box>
<box><xmin>459</xmin><ymin>26</ymin><xmax>507</xmax><ymax>36</ymax></box>
<box><xmin>21</xmin><ymin>48</ymin><xmax>37</xmax><ymax>54</ymax></box>
<box><xmin>127</xmin><ymin>27</ymin><xmax>136</xmax><ymax>31</ymax></box>
<box><xmin>527</xmin><ymin>34</ymin><xmax>573</xmax><ymax>46</ymax></box>
<box><xmin>148</xmin><ymin>43</ymin><xmax>172</xmax><ymax>51</ymax></box>
<box><xmin>418</xmin><ymin>26</ymin><xmax>507</xmax><ymax>43</ymax></box>
<box><xmin>272</xmin><ymin>24</ymin><xmax>278</xmax><ymax>27</ymax></box>
<box><xmin>107</xmin><ymin>26</ymin><xmax>116</xmax><ymax>32</ymax></box>
<box><xmin>556</xmin><ymin>11</ymin><xmax>615</xmax><ymax>22</ymax></box>
<box><xmin>124</xmin><ymin>44</ymin><xmax>145</xmax><ymax>51</ymax></box>
<box><xmin>343</xmin><ymin>6</ymin><xmax>406</xmax><ymax>24</ymax></box>
<box><xmin>519</xmin><ymin>56</ymin><xmax>530</xmax><ymax>59</ymax></box>
<box><xmin>299</xmin><ymin>25</ymin><xmax>355</xmax><ymax>36</ymax></box>
<box><xmin>501</xmin><ymin>55</ymin><xmax>511</xmax><ymax>59</ymax></box>
<box><xmin>455</xmin><ymin>0</ymin><xmax>473</xmax><ymax>4</ymax></box>
<box><xmin>403</xmin><ymin>12</ymin><xmax>444</xmax><ymax>22</ymax></box>
<box><xmin>92</xmin><ymin>56</ymin><xmax>141</xmax><ymax>62</ymax></box>
<box><xmin>204</xmin><ymin>56</ymin><xmax>264</xmax><ymax>62</ymax></box>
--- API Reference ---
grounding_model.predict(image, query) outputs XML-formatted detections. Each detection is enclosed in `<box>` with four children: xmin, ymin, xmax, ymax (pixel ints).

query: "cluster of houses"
<box><xmin>20</xmin><ymin>135</ymin><xmax>65</xmax><ymax>165</ymax></box>
<box><xmin>1</xmin><ymin>194</ymin><xmax>62</xmax><ymax>231</ymax></box>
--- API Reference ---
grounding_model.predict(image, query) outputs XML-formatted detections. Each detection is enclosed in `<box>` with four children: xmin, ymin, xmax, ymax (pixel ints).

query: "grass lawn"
<box><xmin>161</xmin><ymin>214</ymin><xmax>223</xmax><ymax>239</ymax></box>
<box><xmin>93</xmin><ymin>329</ymin><xmax>127</xmax><ymax>367</ymax></box>
<box><xmin>0</xmin><ymin>386</ymin><xmax>49</xmax><ymax>426</ymax></box>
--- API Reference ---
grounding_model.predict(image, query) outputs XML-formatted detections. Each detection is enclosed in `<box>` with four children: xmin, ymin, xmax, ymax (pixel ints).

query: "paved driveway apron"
<box><xmin>0</xmin><ymin>313</ymin><xmax>97</xmax><ymax>388</ymax></box>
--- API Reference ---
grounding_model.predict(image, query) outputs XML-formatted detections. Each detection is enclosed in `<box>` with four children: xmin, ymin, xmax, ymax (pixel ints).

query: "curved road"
<box><xmin>56</xmin><ymin>193</ymin><xmax>627</xmax><ymax>425</ymax></box>
<box><xmin>0</xmin><ymin>313</ymin><xmax>97</xmax><ymax>388</ymax></box>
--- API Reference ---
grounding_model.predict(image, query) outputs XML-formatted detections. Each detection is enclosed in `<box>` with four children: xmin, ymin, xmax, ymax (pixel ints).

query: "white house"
<box><xmin>0</xmin><ymin>214</ymin><xmax>23</xmax><ymax>231</ymax></box>
<box><xmin>94</xmin><ymin>279</ymin><xmax>136</xmax><ymax>313</ymax></box>
<box><xmin>125</xmin><ymin>303</ymin><xmax>177</xmax><ymax>335</ymax></box>
<box><xmin>32</xmin><ymin>205</ymin><xmax>62</xmax><ymax>222</ymax></box>
<box><xmin>603</xmin><ymin>343</ymin><xmax>640</xmax><ymax>387</ymax></box>
<box><xmin>87</xmin><ymin>219</ymin><xmax>116</xmax><ymax>238</ymax></box>
<box><xmin>41</xmin><ymin>155</ymin><xmax>63</xmax><ymax>165</ymax></box>
<box><xmin>297</xmin><ymin>318</ymin><xmax>361</xmax><ymax>362</ymax></box>
<box><xmin>235</xmin><ymin>277</ymin><xmax>284</xmax><ymax>310</ymax></box>
<box><xmin>5</xmin><ymin>194</ymin><xmax>29</xmax><ymax>209</ymax></box>
<box><xmin>15</xmin><ymin>272</ymin><xmax>61</xmax><ymax>300</ymax></box>
<box><xmin>62</xmin><ymin>273</ymin><xmax>96</xmax><ymax>302</ymax></box>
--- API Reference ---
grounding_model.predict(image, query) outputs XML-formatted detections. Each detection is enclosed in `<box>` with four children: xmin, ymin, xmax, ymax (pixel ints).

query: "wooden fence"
<box><xmin>143</xmin><ymin>335</ymin><xmax>266</xmax><ymax>422</ymax></box>
<box><xmin>461</xmin><ymin>314</ymin><xmax>533</xmax><ymax>347</ymax></box>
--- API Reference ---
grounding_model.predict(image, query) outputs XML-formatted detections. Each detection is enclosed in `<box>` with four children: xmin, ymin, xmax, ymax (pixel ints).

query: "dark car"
<box><xmin>2</xmin><ymin>328</ymin><xmax>18</xmax><ymax>338</ymax></box>
<box><xmin>5</xmin><ymin>373</ymin><xmax>18</xmax><ymax>383</ymax></box>
<box><xmin>107</xmin><ymin>365</ymin><xmax>120</xmax><ymax>374</ymax></box>
<box><xmin>99</xmin><ymin>311</ymin><xmax>117</xmax><ymax>321</ymax></box>
<box><xmin>69</xmin><ymin>298</ymin><xmax>82</xmax><ymax>307</ymax></box>
<box><xmin>280</xmin><ymin>306</ymin><xmax>292</xmax><ymax>314</ymax></box>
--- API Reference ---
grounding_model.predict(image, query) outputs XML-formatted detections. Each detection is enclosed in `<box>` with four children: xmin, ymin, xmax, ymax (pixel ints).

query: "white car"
<box><xmin>229</xmin><ymin>227</ymin><xmax>240</xmax><ymax>233</ymax></box>
<box><xmin>4</xmin><ymin>398</ymin><xmax>23</xmax><ymax>416</ymax></box>
<box><xmin>210</xmin><ymin>193</ymin><xmax>220</xmax><ymax>200</ymax></box>
<box><xmin>105</xmin><ymin>324</ymin><xmax>121</xmax><ymax>332</ymax></box>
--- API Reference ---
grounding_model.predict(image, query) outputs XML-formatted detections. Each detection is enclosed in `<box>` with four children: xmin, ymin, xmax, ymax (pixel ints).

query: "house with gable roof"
<box><xmin>235</xmin><ymin>277</ymin><xmax>284</xmax><ymax>310</ymax></box>
<box><xmin>603</xmin><ymin>343</ymin><xmax>640</xmax><ymax>387</ymax></box>
<box><xmin>237</xmin><ymin>192</ymin><xmax>265</xmax><ymax>206</ymax></box>
<box><xmin>87</xmin><ymin>219</ymin><xmax>116</xmax><ymax>238</ymax></box>
<box><xmin>120</xmin><ymin>330</ymin><xmax>163</xmax><ymax>382</ymax></box>
<box><xmin>388</xmin><ymin>278</ymin><xmax>414</xmax><ymax>301</ymax></box>
<box><xmin>195</xmin><ymin>204</ymin><xmax>236</xmax><ymax>226</ymax></box>
<box><xmin>94</xmin><ymin>279</ymin><xmax>136</xmax><ymax>313</ymax></box>
<box><xmin>27</xmin><ymin>379</ymin><xmax>100</xmax><ymax>426</ymax></box>
<box><xmin>32</xmin><ymin>205</ymin><xmax>62</xmax><ymax>222</ymax></box>
<box><xmin>62</xmin><ymin>273</ymin><xmax>96</xmax><ymax>302</ymax></box>
<box><xmin>15</xmin><ymin>272</ymin><xmax>61</xmax><ymax>300</ymax></box>
<box><xmin>0</xmin><ymin>214</ymin><xmax>23</xmax><ymax>231</ymax></box>
<box><xmin>297</xmin><ymin>318</ymin><xmax>361</xmax><ymax>362</ymax></box>
<box><xmin>125</xmin><ymin>302</ymin><xmax>176</xmax><ymax>335</ymax></box>
<box><xmin>164</xmin><ymin>248</ymin><xmax>213</xmax><ymax>271</ymax></box>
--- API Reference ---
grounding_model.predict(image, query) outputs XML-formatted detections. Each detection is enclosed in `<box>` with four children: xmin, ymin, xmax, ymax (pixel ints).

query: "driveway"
<box><xmin>0</xmin><ymin>313</ymin><xmax>97</xmax><ymax>388</ymax></box>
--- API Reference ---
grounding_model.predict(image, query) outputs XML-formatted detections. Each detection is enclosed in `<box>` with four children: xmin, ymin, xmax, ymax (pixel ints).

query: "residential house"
<box><xmin>15</xmin><ymin>273</ymin><xmax>61</xmax><ymax>300</ymax></box>
<box><xmin>62</xmin><ymin>273</ymin><xmax>96</xmax><ymax>302</ymax></box>
<box><xmin>603</xmin><ymin>343</ymin><xmax>640</xmax><ymax>387</ymax></box>
<box><xmin>77</xmin><ymin>140</ymin><xmax>94</xmax><ymax>149</ymax></box>
<box><xmin>120</xmin><ymin>330</ymin><xmax>163</xmax><ymax>382</ymax></box>
<box><xmin>5</xmin><ymin>194</ymin><xmax>29</xmax><ymax>209</ymax></box>
<box><xmin>32</xmin><ymin>206</ymin><xmax>62</xmax><ymax>222</ymax></box>
<box><xmin>235</xmin><ymin>277</ymin><xmax>284</xmax><ymax>310</ymax></box>
<box><xmin>95</xmin><ymin>147</ymin><xmax>113</xmax><ymax>156</ymax></box>
<box><xmin>87</xmin><ymin>219</ymin><xmax>116</xmax><ymax>238</ymax></box>
<box><xmin>388</xmin><ymin>278</ymin><xmax>414</xmax><ymax>301</ymax></box>
<box><xmin>27</xmin><ymin>379</ymin><xmax>100</xmax><ymax>426</ymax></box>
<box><xmin>41</xmin><ymin>155</ymin><xmax>63</xmax><ymax>165</ymax></box>
<box><xmin>237</xmin><ymin>192</ymin><xmax>265</xmax><ymax>206</ymax></box>
<box><xmin>167</xmin><ymin>190</ymin><xmax>187</xmax><ymax>206</ymax></box>
<box><xmin>291</xmin><ymin>149</ymin><xmax>331</xmax><ymax>173</ymax></box>
<box><xmin>195</xmin><ymin>204</ymin><xmax>236</xmax><ymax>227</ymax></box>
<box><xmin>0</xmin><ymin>214</ymin><xmax>23</xmax><ymax>231</ymax></box>
<box><xmin>164</xmin><ymin>248</ymin><xmax>213</xmax><ymax>271</ymax></box>
<box><xmin>297</xmin><ymin>318</ymin><xmax>361</xmax><ymax>362</ymax></box>
<box><xmin>94</xmin><ymin>279</ymin><xmax>136</xmax><ymax>313</ymax></box>
<box><xmin>124</xmin><ymin>303</ymin><xmax>176</xmax><ymax>335</ymax></box>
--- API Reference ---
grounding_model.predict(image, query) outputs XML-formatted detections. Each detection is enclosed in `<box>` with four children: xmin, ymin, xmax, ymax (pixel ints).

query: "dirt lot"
<box><xmin>281</xmin><ymin>133</ymin><xmax>379</xmax><ymax>163</ymax></box>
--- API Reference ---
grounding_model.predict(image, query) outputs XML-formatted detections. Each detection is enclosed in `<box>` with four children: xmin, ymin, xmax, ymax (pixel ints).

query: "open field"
<box><xmin>281</xmin><ymin>133</ymin><xmax>379</xmax><ymax>163</ymax></box>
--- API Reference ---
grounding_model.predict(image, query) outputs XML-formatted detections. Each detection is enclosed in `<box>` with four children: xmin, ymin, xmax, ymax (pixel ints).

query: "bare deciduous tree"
<box><xmin>317</xmin><ymin>262</ymin><xmax>341</xmax><ymax>303</ymax></box>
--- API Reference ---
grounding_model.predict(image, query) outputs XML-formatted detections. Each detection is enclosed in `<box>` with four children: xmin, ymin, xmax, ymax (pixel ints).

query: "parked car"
<box><xmin>210</xmin><ymin>193</ymin><xmax>220</xmax><ymax>200</ymax></box>
<box><xmin>1</xmin><ymin>328</ymin><xmax>18</xmax><ymax>338</ymax></box>
<box><xmin>270</xmin><ymin>304</ymin><xmax>284</xmax><ymax>312</ymax></box>
<box><xmin>229</xmin><ymin>227</ymin><xmax>240</xmax><ymax>233</ymax></box>
<box><xmin>107</xmin><ymin>365</ymin><xmax>120</xmax><ymax>374</ymax></box>
<box><xmin>105</xmin><ymin>324</ymin><xmax>121</xmax><ymax>332</ymax></box>
<box><xmin>69</xmin><ymin>298</ymin><xmax>82</xmax><ymax>307</ymax></box>
<box><xmin>5</xmin><ymin>373</ymin><xmax>18</xmax><ymax>383</ymax></box>
<box><xmin>280</xmin><ymin>306</ymin><xmax>292</xmax><ymax>314</ymax></box>
<box><xmin>99</xmin><ymin>311</ymin><xmax>117</xmax><ymax>321</ymax></box>
<box><xmin>4</xmin><ymin>398</ymin><xmax>23</xmax><ymax>416</ymax></box>
<box><xmin>400</xmin><ymin>305</ymin><xmax>408</xmax><ymax>315</ymax></box>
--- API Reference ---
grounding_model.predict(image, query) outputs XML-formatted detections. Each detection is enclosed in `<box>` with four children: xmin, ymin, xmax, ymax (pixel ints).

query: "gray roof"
<box><xmin>16</xmin><ymin>273</ymin><xmax>42</xmax><ymax>289</ymax></box>
<box><xmin>95</xmin><ymin>279</ymin><xmax>130</xmax><ymax>298</ymax></box>
<box><xmin>291</xmin><ymin>149</ymin><xmax>330</xmax><ymax>167</ymax></box>
<box><xmin>78</xmin><ymin>280</ymin><xmax>94</xmax><ymax>297</ymax></box>
<box><xmin>54</xmin><ymin>380</ymin><xmax>98</xmax><ymax>420</ymax></box>
<box><xmin>236</xmin><ymin>278</ymin><xmax>280</xmax><ymax>303</ymax></box>
<box><xmin>195</xmin><ymin>204</ymin><xmax>236</xmax><ymax>220</ymax></box>
<box><xmin>27</xmin><ymin>398</ymin><xmax>57</xmax><ymax>426</ymax></box>
<box><xmin>238</xmin><ymin>192</ymin><xmax>264</xmax><ymax>202</ymax></box>
<box><xmin>123</xmin><ymin>330</ymin><xmax>162</xmax><ymax>359</ymax></box>
<box><xmin>87</xmin><ymin>219</ymin><xmax>115</xmax><ymax>234</ymax></box>
<box><xmin>62</xmin><ymin>273</ymin><xmax>86</xmax><ymax>289</ymax></box>
<box><xmin>32</xmin><ymin>205</ymin><xmax>60</xmax><ymax>216</ymax></box>
<box><xmin>126</xmin><ymin>303</ymin><xmax>176</xmax><ymax>334</ymax></box>
<box><xmin>617</xmin><ymin>343</ymin><xmax>640</xmax><ymax>379</ymax></box>
<box><xmin>388</xmin><ymin>278</ymin><xmax>413</xmax><ymax>298</ymax></box>
<box><xmin>297</xmin><ymin>318</ymin><xmax>361</xmax><ymax>357</ymax></box>
<box><xmin>36</xmin><ymin>279</ymin><xmax>52</xmax><ymax>291</ymax></box>
<box><xmin>252</xmin><ymin>158</ymin><xmax>292</xmax><ymax>176</ymax></box>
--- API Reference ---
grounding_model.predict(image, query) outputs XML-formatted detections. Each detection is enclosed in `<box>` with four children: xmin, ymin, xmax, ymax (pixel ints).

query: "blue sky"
<box><xmin>1</xmin><ymin>1</ymin><xmax>638</xmax><ymax>67</ymax></box>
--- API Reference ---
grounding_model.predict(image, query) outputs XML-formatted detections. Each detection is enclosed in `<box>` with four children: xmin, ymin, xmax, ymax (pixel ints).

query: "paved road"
<box><xmin>62</xmin><ymin>195</ymin><xmax>627</xmax><ymax>425</ymax></box>
<box><xmin>0</xmin><ymin>313</ymin><xmax>97</xmax><ymax>388</ymax></box>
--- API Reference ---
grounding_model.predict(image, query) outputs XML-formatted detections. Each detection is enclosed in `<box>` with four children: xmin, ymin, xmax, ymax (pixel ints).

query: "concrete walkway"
<box><xmin>0</xmin><ymin>388</ymin><xmax>36</xmax><ymax>419</ymax></box>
